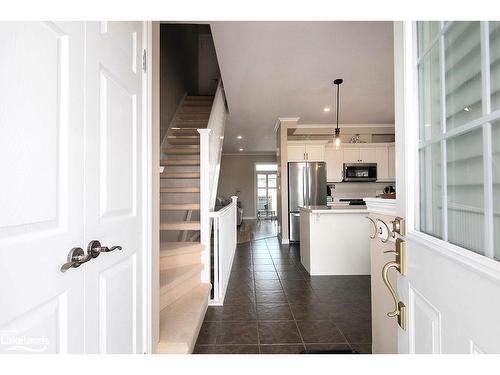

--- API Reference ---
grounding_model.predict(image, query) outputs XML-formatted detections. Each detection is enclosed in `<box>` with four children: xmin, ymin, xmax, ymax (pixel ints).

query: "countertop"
<box><xmin>299</xmin><ymin>204</ymin><xmax>368</xmax><ymax>214</ymax></box>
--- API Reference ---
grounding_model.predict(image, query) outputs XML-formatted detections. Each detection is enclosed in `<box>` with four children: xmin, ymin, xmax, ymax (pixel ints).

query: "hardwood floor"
<box><xmin>237</xmin><ymin>219</ymin><xmax>278</xmax><ymax>244</ymax></box>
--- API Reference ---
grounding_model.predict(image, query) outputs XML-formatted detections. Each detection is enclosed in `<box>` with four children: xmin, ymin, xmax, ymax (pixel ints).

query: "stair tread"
<box><xmin>162</xmin><ymin>148</ymin><xmax>200</xmax><ymax>155</ymax></box>
<box><xmin>160</xmin><ymin>187</ymin><xmax>200</xmax><ymax>193</ymax></box>
<box><xmin>161</xmin><ymin>159</ymin><xmax>200</xmax><ymax>166</ymax></box>
<box><xmin>160</xmin><ymin>242</ymin><xmax>203</xmax><ymax>256</ymax></box>
<box><xmin>158</xmin><ymin>283</ymin><xmax>211</xmax><ymax>354</ymax></box>
<box><xmin>161</xmin><ymin>221</ymin><xmax>201</xmax><ymax>230</ymax></box>
<box><xmin>160</xmin><ymin>172</ymin><xmax>200</xmax><ymax>179</ymax></box>
<box><xmin>160</xmin><ymin>263</ymin><xmax>204</xmax><ymax>291</ymax></box>
<box><xmin>160</xmin><ymin>203</ymin><xmax>200</xmax><ymax>210</ymax></box>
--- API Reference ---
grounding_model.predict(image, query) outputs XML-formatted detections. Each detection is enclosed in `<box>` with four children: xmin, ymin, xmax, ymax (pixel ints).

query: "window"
<box><xmin>417</xmin><ymin>21</ymin><xmax>500</xmax><ymax>261</ymax></box>
<box><xmin>255</xmin><ymin>164</ymin><xmax>277</xmax><ymax>219</ymax></box>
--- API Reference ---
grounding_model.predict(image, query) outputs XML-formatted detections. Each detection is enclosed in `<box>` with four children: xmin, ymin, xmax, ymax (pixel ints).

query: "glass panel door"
<box><xmin>256</xmin><ymin>172</ymin><xmax>277</xmax><ymax>219</ymax></box>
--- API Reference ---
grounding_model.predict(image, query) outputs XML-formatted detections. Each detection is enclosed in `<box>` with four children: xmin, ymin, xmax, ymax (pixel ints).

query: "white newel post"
<box><xmin>198</xmin><ymin>129</ymin><xmax>211</xmax><ymax>284</ymax></box>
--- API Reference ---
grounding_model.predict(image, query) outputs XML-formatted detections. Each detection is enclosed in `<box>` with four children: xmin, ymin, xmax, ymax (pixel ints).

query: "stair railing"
<box><xmin>198</xmin><ymin>80</ymin><xmax>229</xmax><ymax>285</ymax></box>
<box><xmin>209</xmin><ymin>196</ymin><xmax>238</xmax><ymax>305</ymax></box>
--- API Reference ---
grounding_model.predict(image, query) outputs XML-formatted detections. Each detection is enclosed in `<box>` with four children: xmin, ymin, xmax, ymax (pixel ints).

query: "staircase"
<box><xmin>157</xmin><ymin>95</ymin><xmax>214</xmax><ymax>354</ymax></box>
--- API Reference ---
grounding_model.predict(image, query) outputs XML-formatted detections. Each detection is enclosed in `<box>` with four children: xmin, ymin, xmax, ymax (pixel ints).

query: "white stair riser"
<box><xmin>160</xmin><ymin>251</ymin><xmax>201</xmax><ymax>270</ymax></box>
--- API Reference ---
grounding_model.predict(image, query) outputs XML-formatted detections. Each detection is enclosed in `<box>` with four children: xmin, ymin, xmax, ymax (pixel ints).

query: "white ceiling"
<box><xmin>210</xmin><ymin>21</ymin><xmax>395</xmax><ymax>153</ymax></box>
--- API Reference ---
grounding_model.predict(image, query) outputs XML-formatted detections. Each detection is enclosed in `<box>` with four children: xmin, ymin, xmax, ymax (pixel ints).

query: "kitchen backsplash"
<box><xmin>328</xmin><ymin>181</ymin><xmax>395</xmax><ymax>201</ymax></box>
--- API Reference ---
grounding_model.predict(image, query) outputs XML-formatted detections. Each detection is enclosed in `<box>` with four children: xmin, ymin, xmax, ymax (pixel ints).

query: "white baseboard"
<box><xmin>242</xmin><ymin>216</ymin><xmax>257</xmax><ymax>220</ymax></box>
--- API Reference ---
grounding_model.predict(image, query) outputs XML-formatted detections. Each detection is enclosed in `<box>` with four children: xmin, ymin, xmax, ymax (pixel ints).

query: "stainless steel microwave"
<box><xmin>343</xmin><ymin>163</ymin><xmax>377</xmax><ymax>182</ymax></box>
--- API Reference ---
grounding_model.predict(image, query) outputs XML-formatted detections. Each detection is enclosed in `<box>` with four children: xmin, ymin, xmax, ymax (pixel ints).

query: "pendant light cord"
<box><xmin>336</xmin><ymin>83</ymin><xmax>340</xmax><ymax>130</ymax></box>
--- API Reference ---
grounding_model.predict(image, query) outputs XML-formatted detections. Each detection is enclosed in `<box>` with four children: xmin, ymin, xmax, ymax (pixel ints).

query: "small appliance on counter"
<box><xmin>378</xmin><ymin>185</ymin><xmax>396</xmax><ymax>199</ymax></box>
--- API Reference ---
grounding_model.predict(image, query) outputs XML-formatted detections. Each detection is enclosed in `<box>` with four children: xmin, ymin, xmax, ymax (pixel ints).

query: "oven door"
<box><xmin>343</xmin><ymin>163</ymin><xmax>377</xmax><ymax>182</ymax></box>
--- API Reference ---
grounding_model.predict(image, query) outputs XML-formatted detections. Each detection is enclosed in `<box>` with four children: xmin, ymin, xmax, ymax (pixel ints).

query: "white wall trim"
<box><xmin>242</xmin><ymin>216</ymin><xmax>257</xmax><ymax>220</ymax></box>
<box><xmin>223</xmin><ymin>152</ymin><xmax>277</xmax><ymax>156</ymax></box>
<box><xmin>292</xmin><ymin>123</ymin><xmax>395</xmax><ymax>129</ymax></box>
<box><xmin>278</xmin><ymin>117</ymin><xmax>300</xmax><ymax>122</ymax></box>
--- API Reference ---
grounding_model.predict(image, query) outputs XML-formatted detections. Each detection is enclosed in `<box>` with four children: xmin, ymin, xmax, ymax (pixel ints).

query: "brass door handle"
<box><xmin>366</xmin><ymin>216</ymin><xmax>376</xmax><ymax>239</ymax></box>
<box><xmin>381</xmin><ymin>238</ymin><xmax>407</xmax><ymax>330</ymax></box>
<box><xmin>382</xmin><ymin>260</ymin><xmax>400</xmax><ymax>317</ymax></box>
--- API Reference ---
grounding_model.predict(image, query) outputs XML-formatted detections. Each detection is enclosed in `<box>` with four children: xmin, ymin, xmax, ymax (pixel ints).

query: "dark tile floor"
<box><xmin>194</xmin><ymin>237</ymin><xmax>372</xmax><ymax>354</ymax></box>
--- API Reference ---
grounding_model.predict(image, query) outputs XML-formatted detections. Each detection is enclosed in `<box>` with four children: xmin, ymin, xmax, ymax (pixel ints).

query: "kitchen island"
<box><xmin>299</xmin><ymin>205</ymin><xmax>370</xmax><ymax>275</ymax></box>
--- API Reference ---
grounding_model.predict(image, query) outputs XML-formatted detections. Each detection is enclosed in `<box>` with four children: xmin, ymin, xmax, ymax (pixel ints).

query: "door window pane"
<box><xmin>419</xmin><ymin>143</ymin><xmax>443</xmax><ymax>238</ymax></box>
<box><xmin>447</xmin><ymin>128</ymin><xmax>484</xmax><ymax>254</ymax></box>
<box><xmin>490</xmin><ymin>22</ymin><xmax>500</xmax><ymax>112</ymax></box>
<box><xmin>257</xmin><ymin>174</ymin><xmax>266</xmax><ymax>188</ymax></box>
<box><xmin>492</xmin><ymin>121</ymin><xmax>500</xmax><ymax>260</ymax></box>
<box><xmin>268</xmin><ymin>174</ymin><xmax>277</xmax><ymax>188</ymax></box>
<box><xmin>419</xmin><ymin>45</ymin><xmax>442</xmax><ymax>141</ymax></box>
<box><xmin>444</xmin><ymin>22</ymin><xmax>482</xmax><ymax>130</ymax></box>
<box><xmin>418</xmin><ymin>21</ymin><xmax>441</xmax><ymax>57</ymax></box>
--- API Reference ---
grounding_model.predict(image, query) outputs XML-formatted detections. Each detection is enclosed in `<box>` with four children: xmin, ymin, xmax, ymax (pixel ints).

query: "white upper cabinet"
<box><xmin>287</xmin><ymin>142</ymin><xmax>325</xmax><ymax>161</ymax></box>
<box><xmin>343</xmin><ymin>148</ymin><xmax>360</xmax><ymax>163</ymax></box>
<box><xmin>324</xmin><ymin>145</ymin><xmax>344</xmax><ymax>182</ymax></box>
<box><xmin>305</xmin><ymin>144</ymin><xmax>325</xmax><ymax>161</ymax></box>
<box><xmin>359</xmin><ymin>147</ymin><xmax>377</xmax><ymax>163</ymax></box>
<box><xmin>287</xmin><ymin>144</ymin><xmax>307</xmax><ymax>161</ymax></box>
<box><xmin>288</xmin><ymin>141</ymin><xmax>395</xmax><ymax>182</ymax></box>
<box><xmin>341</xmin><ymin>144</ymin><xmax>396</xmax><ymax>182</ymax></box>
<box><xmin>375</xmin><ymin>147</ymin><xmax>390</xmax><ymax>181</ymax></box>
<box><xmin>388</xmin><ymin>144</ymin><xmax>396</xmax><ymax>181</ymax></box>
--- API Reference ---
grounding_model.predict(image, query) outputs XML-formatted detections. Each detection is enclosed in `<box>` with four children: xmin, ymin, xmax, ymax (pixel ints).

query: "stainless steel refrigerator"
<box><xmin>288</xmin><ymin>162</ymin><xmax>327</xmax><ymax>242</ymax></box>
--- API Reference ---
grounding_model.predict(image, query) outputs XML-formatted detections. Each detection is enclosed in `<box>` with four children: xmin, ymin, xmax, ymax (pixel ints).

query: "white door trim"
<box><xmin>141</xmin><ymin>20</ymin><xmax>160</xmax><ymax>354</ymax></box>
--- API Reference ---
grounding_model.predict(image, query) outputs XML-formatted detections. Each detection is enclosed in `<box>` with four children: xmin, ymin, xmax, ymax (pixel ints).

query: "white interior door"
<box><xmin>83</xmin><ymin>21</ymin><xmax>145</xmax><ymax>354</ymax></box>
<box><xmin>394</xmin><ymin>21</ymin><xmax>500</xmax><ymax>354</ymax></box>
<box><xmin>0</xmin><ymin>22</ymin><xmax>85</xmax><ymax>353</ymax></box>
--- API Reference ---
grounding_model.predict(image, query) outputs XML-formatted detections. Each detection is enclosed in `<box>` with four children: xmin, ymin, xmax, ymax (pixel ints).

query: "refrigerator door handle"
<box><xmin>302</xmin><ymin>163</ymin><xmax>309</xmax><ymax>206</ymax></box>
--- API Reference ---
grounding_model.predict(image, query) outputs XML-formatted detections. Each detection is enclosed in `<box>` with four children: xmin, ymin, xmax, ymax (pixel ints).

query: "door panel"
<box><xmin>306</xmin><ymin>162</ymin><xmax>327</xmax><ymax>206</ymax></box>
<box><xmin>325</xmin><ymin>145</ymin><xmax>343</xmax><ymax>182</ymax></box>
<box><xmin>287</xmin><ymin>144</ymin><xmax>306</xmax><ymax>161</ymax></box>
<box><xmin>288</xmin><ymin>162</ymin><xmax>306</xmax><ymax>212</ymax></box>
<box><xmin>395</xmin><ymin>21</ymin><xmax>500</xmax><ymax>354</ymax></box>
<box><xmin>343</xmin><ymin>148</ymin><xmax>359</xmax><ymax>163</ymax></box>
<box><xmin>289</xmin><ymin>213</ymin><xmax>301</xmax><ymax>242</ymax></box>
<box><xmin>375</xmin><ymin>147</ymin><xmax>389</xmax><ymax>180</ymax></box>
<box><xmin>84</xmin><ymin>21</ymin><xmax>143</xmax><ymax>354</ymax></box>
<box><xmin>0</xmin><ymin>22</ymin><xmax>85</xmax><ymax>353</ymax></box>
<box><xmin>305</xmin><ymin>144</ymin><xmax>324</xmax><ymax>161</ymax></box>
<box><xmin>359</xmin><ymin>147</ymin><xmax>377</xmax><ymax>163</ymax></box>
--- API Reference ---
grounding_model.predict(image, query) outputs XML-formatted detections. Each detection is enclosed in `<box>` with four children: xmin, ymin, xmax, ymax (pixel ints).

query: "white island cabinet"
<box><xmin>299</xmin><ymin>205</ymin><xmax>370</xmax><ymax>275</ymax></box>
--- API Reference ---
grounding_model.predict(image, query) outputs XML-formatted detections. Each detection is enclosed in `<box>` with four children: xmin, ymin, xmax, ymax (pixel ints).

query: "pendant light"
<box><xmin>333</xmin><ymin>78</ymin><xmax>343</xmax><ymax>149</ymax></box>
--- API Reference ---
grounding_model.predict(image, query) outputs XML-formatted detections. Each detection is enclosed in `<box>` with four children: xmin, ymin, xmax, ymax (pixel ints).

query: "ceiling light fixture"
<box><xmin>464</xmin><ymin>106</ymin><xmax>470</xmax><ymax>112</ymax></box>
<box><xmin>333</xmin><ymin>78</ymin><xmax>343</xmax><ymax>149</ymax></box>
<box><xmin>323</xmin><ymin>107</ymin><xmax>331</xmax><ymax>112</ymax></box>
<box><xmin>239</xmin><ymin>148</ymin><xmax>244</xmax><ymax>152</ymax></box>
<box><xmin>237</xmin><ymin>135</ymin><xmax>242</xmax><ymax>139</ymax></box>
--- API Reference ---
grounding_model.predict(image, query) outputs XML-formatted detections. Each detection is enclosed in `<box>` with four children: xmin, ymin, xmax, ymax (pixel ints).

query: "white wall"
<box><xmin>217</xmin><ymin>154</ymin><xmax>277</xmax><ymax>218</ymax></box>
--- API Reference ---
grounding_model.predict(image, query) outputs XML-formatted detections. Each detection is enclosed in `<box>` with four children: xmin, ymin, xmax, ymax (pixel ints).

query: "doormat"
<box><xmin>300</xmin><ymin>349</ymin><xmax>359</xmax><ymax>354</ymax></box>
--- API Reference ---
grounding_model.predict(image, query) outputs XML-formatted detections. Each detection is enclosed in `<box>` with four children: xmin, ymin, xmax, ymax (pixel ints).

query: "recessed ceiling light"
<box><xmin>237</xmin><ymin>135</ymin><xmax>242</xmax><ymax>139</ymax></box>
<box><xmin>239</xmin><ymin>148</ymin><xmax>244</xmax><ymax>152</ymax></box>
<box><xmin>323</xmin><ymin>107</ymin><xmax>331</xmax><ymax>112</ymax></box>
<box><xmin>464</xmin><ymin>107</ymin><xmax>470</xmax><ymax>112</ymax></box>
